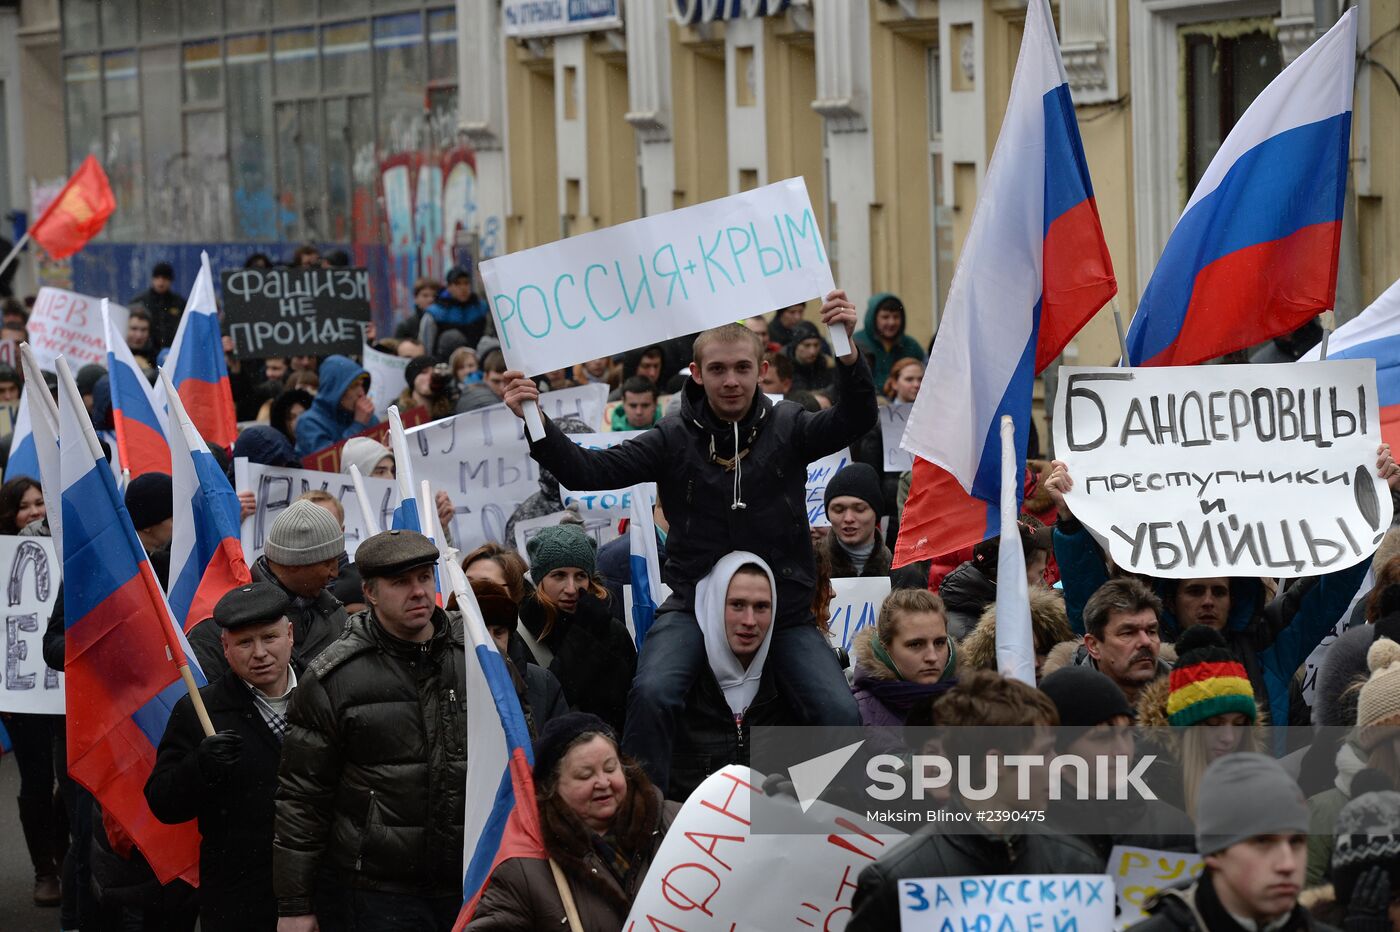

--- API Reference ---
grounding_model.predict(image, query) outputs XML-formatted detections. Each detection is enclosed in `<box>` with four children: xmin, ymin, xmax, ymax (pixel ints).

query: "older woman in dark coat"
<box><xmin>467</xmin><ymin>714</ymin><xmax>679</xmax><ymax>931</ymax></box>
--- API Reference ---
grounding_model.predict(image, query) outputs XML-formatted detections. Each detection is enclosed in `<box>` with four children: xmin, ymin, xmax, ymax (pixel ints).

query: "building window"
<box><xmin>100</xmin><ymin>0</ymin><xmax>138</xmax><ymax>48</ymax></box>
<box><xmin>273</xmin><ymin>27</ymin><xmax>318</xmax><ymax>96</ymax></box>
<box><xmin>927</xmin><ymin>45</ymin><xmax>953</xmax><ymax>328</ymax></box>
<box><xmin>322</xmin><ymin>21</ymin><xmax>371</xmax><ymax>92</ymax></box>
<box><xmin>62</xmin><ymin>0</ymin><xmax>100</xmax><ymax>50</ymax></box>
<box><xmin>140</xmin><ymin>0</ymin><xmax>179</xmax><ymax>41</ymax></box>
<box><xmin>183</xmin><ymin>40</ymin><xmax>222</xmax><ymax>105</ymax></box>
<box><xmin>1182</xmin><ymin>25</ymin><xmax>1280</xmax><ymax>195</ymax></box>
<box><xmin>373</xmin><ymin>12</ymin><xmax>426</xmax><ymax>152</ymax></box>
<box><xmin>64</xmin><ymin>55</ymin><xmax>102</xmax><ymax>171</ymax></box>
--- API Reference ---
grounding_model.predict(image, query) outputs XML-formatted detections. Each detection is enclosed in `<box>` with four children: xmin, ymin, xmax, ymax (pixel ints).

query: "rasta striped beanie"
<box><xmin>1166</xmin><ymin>625</ymin><xmax>1255</xmax><ymax>727</ymax></box>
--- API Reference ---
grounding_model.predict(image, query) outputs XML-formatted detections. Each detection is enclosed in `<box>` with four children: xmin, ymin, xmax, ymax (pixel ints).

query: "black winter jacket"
<box><xmin>273</xmin><ymin>607</ymin><xmax>467</xmax><ymax>914</ymax></box>
<box><xmin>847</xmin><ymin>804</ymin><xmax>1103</xmax><ymax>932</ymax></box>
<box><xmin>1046</xmin><ymin>792</ymin><xmax>1196</xmax><ymax>865</ymax></box>
<box><xmin>188</xmin><ymin>556</ymin><xmax>348</xmax><ymax>680</ymax></box>
<box><xmin>940</xmin><ymin>560</ymin><xmax>996</xmax><ymax>639</ymax></box>
<box><xmin>144</xmin><ymin>672</ymin><xmax>285</xmax><ymax>931</ymax></box>
<box><xmin>518</xmin><ymin>590</ymin><xmax>635</xmax><ymax>735</ymax></box>
<box><xmin>527</xmin><ymin>356</ymin><xmax>877</xmax><ymax>627</ymax></box>
<box><xmin>667</xmin><ymin>664</ymin><xmax>793</xmax><ymax>801</ymax></box>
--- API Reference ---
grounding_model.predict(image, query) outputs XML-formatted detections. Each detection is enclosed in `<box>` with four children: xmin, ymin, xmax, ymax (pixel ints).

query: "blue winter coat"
<box><xmin>294</xmin><ymin>355</ymin><xmax>377</xmax><ymax>456</ymax></box>
<box><xmin>1053</xmin><ymin>516</ymin><xmax>1368</xmax><ymax>729</ymax></box>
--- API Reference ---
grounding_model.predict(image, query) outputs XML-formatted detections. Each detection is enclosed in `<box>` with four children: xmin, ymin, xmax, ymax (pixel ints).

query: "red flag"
<box><xmin>28</xmin><ymin>157</ymin><xmax>116</xmax><ymax>259</ymax></box>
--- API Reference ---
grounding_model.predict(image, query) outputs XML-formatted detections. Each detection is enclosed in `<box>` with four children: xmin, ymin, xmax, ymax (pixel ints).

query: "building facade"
<box><xmin>2</xmin><ymin>0</ymin><xmax>1396</xmax><ymax>367</ymax></box>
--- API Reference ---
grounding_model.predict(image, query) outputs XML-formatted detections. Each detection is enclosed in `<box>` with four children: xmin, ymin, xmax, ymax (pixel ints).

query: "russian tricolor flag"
<box><xmin>387</xmin><ymin>405</ymin><xmax>424</xmax><ymax>533</ymax></box>
<box><xmin>1302</xmin><ymin>276</ymin><xmax>1400</xmax><ymax>445</ymax></box>
<box><xmin>161</xmin><ymin>369</ymin><xmax>252</xmax><ymax>632</ymax></box>
<box><xmin>20</xmin><ymin>344</ymin><xmax>61</xmax><ymax>551</ymax></box>
<box><xmin>894</xmin><ymin>0</ymin><xmax>1116</xmax><ymax>566</ymax></box>
<box><xmin>7</xmin><ymin>379</ymin><xmax>39</xmax><ymax>483</ymax></box>
<box><xmin>104</xmin><ymin>299</ymin><xmax>171</xmax><ymax>478</ymax></box>
<box><xmin>446</xmin><ymin>561</ymin><xmax>546</xmax><ymax>931</ymax></box>
<box><xmin>161</xmin><ymin>251</ymin><xmax>237</xmax><ymax>451</ymax></box>
<box><xmin>628</xmin><ymin>482</ymin><xmax>661</xmax><ymax>649</ymax></box>
<box><xmin>1126</xmin><ymin>10</ymin><xmax>1357</xmax><ymax>367</ymax></box>
<box><xmin>58</xmin><ymin>355</ymin><xmax>206</xmax><ymax>886</ymax></box>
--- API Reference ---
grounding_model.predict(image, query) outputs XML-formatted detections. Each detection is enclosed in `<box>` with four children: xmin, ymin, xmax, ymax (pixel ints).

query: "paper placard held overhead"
<box><xmin>223</xmin><ymin>267</ymin><xmax>372</xmax><ymax>359</ymax></box>
<box><xmin>27</xmin><ymin>287</ymin><xmax>128</xmax><ymax>372</ymax></box>
<box><xmin>0</xmin><ymin>537</ymin><xmax>63</xmax><ymax>714</ymax></box>
<box><xmin>1052</xmin><ymin>361</ymin><xmax>1391</xmax><ymax>577</ymax></box>
<box><xmin>480</xmin><ymin>177</ymin><xmax>835</xmax><ymax>376</ymax></box>
<box><xmin>236</xmin><ymin>459</ymin><xmax>397</xmax><ymax>564</ymax></box>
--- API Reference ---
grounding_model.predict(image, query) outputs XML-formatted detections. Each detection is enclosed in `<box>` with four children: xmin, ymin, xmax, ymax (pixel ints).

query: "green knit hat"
<box><xmin>526</xmin><ymin>525</ymin><xmax>598</xmax><ymax>584</ymax></box>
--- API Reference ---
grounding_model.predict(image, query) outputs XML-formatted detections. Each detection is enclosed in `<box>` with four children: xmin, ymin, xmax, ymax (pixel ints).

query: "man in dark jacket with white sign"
<box><xmin>502</xmin><ymin>290</ymin><xmax>877</xmax><ymax>792</ymax></box>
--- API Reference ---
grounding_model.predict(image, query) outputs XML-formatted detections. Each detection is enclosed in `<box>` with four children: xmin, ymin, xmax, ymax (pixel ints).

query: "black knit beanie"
<box><xmin>533</xmin><ymin>712</ymin><xmax>616</xmax><ymax>787</ymax></box>
<box><xmin>124</xmin><ymin>472</ymin><xmax>173</xmax><ymax>530</ymax></box>
<box><xmin>823</xmin><ymin>462</ymin><xmax>884</xmax><ymax>518</ymax></box>
<box><xmin>405</xmin><ymin>354</ymin><xmax>441</xmax><ymax>390</ymax></box>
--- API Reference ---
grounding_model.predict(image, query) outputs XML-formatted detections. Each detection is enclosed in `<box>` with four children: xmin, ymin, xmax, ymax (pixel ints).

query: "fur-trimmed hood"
<box><xmin>851</xmin><ymin>625</ymin><xmax>957</xmax><ymax>684</ymax></box>
<box><xmin>1135</xmin><ymin>670</ymin><xmax>1268</xmax><ymax>752</ymax></box>
<box><xmin>959</xmin><ymin>587</ymin><xmax>1075</xmax><ymax>673</ymax></box>
<box><xmin>1042</xmin><ymin>639</ymin><xmax>1179</xmax><ymax>680</ymax></box>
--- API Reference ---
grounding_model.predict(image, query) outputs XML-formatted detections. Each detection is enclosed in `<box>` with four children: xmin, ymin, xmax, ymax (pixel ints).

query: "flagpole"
<box><xmin>1111</xmin><ymin>298</ymin><xmax>1130</xmax><ymax>366</ymax></box>
<box><xmin>348</xmin><ymin>464</ymin><xmax>381</xmax><ymax>535</ymax></box>
<box><xmin>0</xmin><ymin>232</ymin><xmax>29</xmax><ymax>281</ymax></box>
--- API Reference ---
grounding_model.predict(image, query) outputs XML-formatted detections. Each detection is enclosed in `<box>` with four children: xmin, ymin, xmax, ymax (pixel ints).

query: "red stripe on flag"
<box><xmin>66</xmin><ymin>715</ymin><xmax>201</xmax><ymax>886</ymax></box>
<box><xmin>453</xmin><ymin>748</ymin><xmax>547</xmax><ymax>932</ymax></box>
<box><xmin>1381</xmin><ymin>404</ymin><xmax>1400</xmax><ymax>451</ymax></box>
<box><xmin>177</xmin><ymin>377</ymin><xmax>238</xmax><ymax>451</ymax></box>
<box><xmin>1038</xmin><ymin>196</ymin><xmax>1118</xmax><ymax>372</ymax></box>
<box><xmin>184</xmin><ymin>537</ymin><xmax>253</xmax><ymax>632</ymax></box>
<box><xmin>1143</xmin><ymin>221</ymin><xmax>1342</xmax><ymax>367</ymax></box>
<box><xmin>893</xmin><ymin>457</ymin><xmax>995</xmax><ymax>568</ymax></box>
<box><xmin>65</xmin><ymin>574</ymin><xmax>182</xmax><ymax>751</ymax></box>
<box><xmin>113</xmin><ymin>414</ymin><xmax>172</xmax><ymax>478</ymax></box>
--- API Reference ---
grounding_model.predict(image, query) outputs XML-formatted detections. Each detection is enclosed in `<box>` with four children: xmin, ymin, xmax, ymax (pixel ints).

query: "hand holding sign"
<box><xmin>819</xmin><ymin>289</ymin><xmax>856</xmax><ymax>361</ymax></box>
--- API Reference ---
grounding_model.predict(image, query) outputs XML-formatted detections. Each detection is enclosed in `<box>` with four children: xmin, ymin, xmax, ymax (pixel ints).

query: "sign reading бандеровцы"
<box><xmin>479</xmin><ymin>177</ymin><xmax>836</xmax><ymax>377</ymax></box>
<box><xmin>1053</xmin><ymin>361</ymin><xmax>1392</xmax><ymax>578</ymax></box>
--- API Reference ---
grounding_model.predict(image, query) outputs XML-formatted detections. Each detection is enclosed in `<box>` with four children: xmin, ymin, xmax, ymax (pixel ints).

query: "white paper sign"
<box><xmin>1053</xmin><ymin>362</ymin><xmax>1392</xmax><ymax>577</ymax></box>
<box><xmin>880</xmin><ymin>403</ymin><xmax>914</xmax><ymax>472</ymax></box>
<box><xmin>404</xmin><ymin>383</ymin><xmax>608</xmax><ymax>551</ymax></box>
<box><xmin>557</xmin><ymin>432</ymin><xmax>658</xmax><ymax>523</ymax></box>
<box><xmin>625</xmin><ymin>766</ymin><xmax>907</xmax><ymax>932</ymax></box>
<box><xmin>898</xmin><ymin>874</ymin><xmax>1114</xmax><ymax>931</ymax></box>
<box><xmin>512</xmin><ymin>511</ymin><xmax>620</xmax><ymax>556</ymax></box>
<box><xmin>806</xmin><ymin>449</ymin><xmax>852</xmax><ymax>528</ymax></box>
<box><xmin>362</xmin><ymin>342</ymin><xmax>411</xmax><ymax>418</ymax></box>
<box><xmin>28</xmin><ymin>287</ymin><xmax>129</xmax><ymax>372</ymax></box>
<box><xmin>1107</xmin><ymin>846</ymin><xmax>1203</xmax><ymax>929</ymax></box>
<box><xmin>235</xmin><ymin>459</ymin><xmax>396</xmax><ymax>564</ymax></box>
<box><xmin>826</xmin><ymin>576</ymin><xmax>893</xmax><ymax>652</ymax></box>
<box><xmin>481</xmin><ymin>178</ymin><xmax>834</xmax><ymax>376</ymax></box>
<box><xmin>0</xmin><ymin>537</ymin><xmax>63</xmax><ymax>714</ymax></box>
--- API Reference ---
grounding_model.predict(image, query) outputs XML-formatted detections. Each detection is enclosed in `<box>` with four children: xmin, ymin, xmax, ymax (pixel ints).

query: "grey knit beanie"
<box><xmin>264</xmin><ymin>500</ymin><xmax>345</xmax><ymax>566</ymax></box>
<box><xmin>526</xmin><ymin>525</ymin><xmax>597</xmax><ymax>584</ymax></box>
<box><xmin>1194</xmin><ymin>753</ymin><xmax>1309</xmax><ymax>855</ymax></box>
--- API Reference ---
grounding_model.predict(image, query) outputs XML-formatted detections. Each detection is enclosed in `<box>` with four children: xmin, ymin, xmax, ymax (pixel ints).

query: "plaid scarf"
<box><xmin>246</xmin><ymin>668</ymin><xmax>297</xmax><ymax>742</ymax></box>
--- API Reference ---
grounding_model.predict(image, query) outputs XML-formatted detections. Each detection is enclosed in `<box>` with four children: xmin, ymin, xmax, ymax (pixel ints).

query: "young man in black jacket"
<box><xmin>502</xmin><ymin>290</ymin><xmax>877</xmax><ymax>792</ymax></box>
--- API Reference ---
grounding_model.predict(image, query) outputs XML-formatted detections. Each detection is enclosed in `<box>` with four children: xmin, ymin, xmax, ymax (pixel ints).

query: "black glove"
<box><xmin>1345</xmin><ymin>865</ymin><xmax>1393</xmax><ymax>932</ymax></box>
<box><xmin>196</xmin><ymin>730</ymin><xmax>243</xmax><ymax>783</ymax></box>
<box><xmin>762</xmin><ymin>772</ymin><xmax>798</xmax><ymax>801</ymax></box>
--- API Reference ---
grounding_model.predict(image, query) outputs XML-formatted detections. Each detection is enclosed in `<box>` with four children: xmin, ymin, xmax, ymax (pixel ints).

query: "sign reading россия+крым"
<box><xmin>1053</xmin><ymin>361</ymin><xmax>1392</xmax><ymax>578</ymax></box>
<box><xmin>222</xmin><ymin>267</ymin><xmax>372</xmax><ymax>359</ymax></box>
<box><xmin>479</xmin><ymin>177</ymin><xmax>836</xmax><ymax>378</ymax></box>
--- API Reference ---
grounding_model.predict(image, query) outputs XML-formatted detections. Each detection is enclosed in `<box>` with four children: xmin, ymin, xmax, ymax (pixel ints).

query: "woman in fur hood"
<box><xmin>959</xmin><ymin>586</ymin><xmax>1075</xmax><ymax>681</ymax></box>
<box><xmin>850</xmin><ymin>590</ymin><xmax>958</xmax><ymax>755</ymax></box>
<box><xmin>1135</xmin><ymin>625</ymin><xmax>1267</xmax><ymax>818</ymax></box>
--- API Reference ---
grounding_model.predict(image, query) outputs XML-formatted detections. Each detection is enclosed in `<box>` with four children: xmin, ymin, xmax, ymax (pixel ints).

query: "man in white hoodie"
<box><xmin>667</xmin><ymin>552</ymin><xmax>795</xmax><ymax>800</ymax></box>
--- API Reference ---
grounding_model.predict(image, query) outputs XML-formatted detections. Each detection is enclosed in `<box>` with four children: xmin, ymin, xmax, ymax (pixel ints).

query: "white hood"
<box><xmin>694</xmin><ymin>551</ymin><xmax>777</xmax><ymax>716</ymax></box>
<box><xmin>340</xmin><ymin>437</ymin><xmax>392</xmax><ymax>477</ymax></box>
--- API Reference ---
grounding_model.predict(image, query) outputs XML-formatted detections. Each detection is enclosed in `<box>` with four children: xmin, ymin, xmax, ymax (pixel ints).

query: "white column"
<box><xmin>457</xmin><ymin>0</ymin><xmax>509</xmax><ymax>259</ymax></box>
<box><xmin>938</xmin><ymin>0</ymin><xmax>988</xmax><ymax>191</ymax></box>
<box><xmin>625</xmin><ymin>0</ymin><xmax>675</xmax><ymax>217</ymax></box>
<box><xmin>725</xmin><ymin>16</ymin><xmax>768</xmax><ymax>193</ymax></box>
<box><xmin>812</xmin><ymin>0</ymin><xmax>873</xmax><ymax>304</ymax></box>
<box><xmin>1060</xmin><ymin>0</ymin><xmax>1118</xmax><ymax>103</ymax></box>
<box><xmin>555</xmin><ymin>34</ymin><xmax>589</xmax><ymax>233</ymax></box>
<box><xmin>0</xmin><ymin>9</ymin><xmax>28</xmax><ymax>293</ymax></box>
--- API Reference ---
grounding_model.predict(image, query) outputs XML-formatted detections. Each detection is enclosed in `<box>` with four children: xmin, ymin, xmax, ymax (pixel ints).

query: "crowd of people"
<box><xmin>0</xmin><ymin>252</ymin><xmax>1396</xmax><ymax>932</ymax></box>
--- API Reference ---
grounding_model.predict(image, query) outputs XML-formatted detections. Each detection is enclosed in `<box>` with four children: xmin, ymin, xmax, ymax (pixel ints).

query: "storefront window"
<box><xmin>103</xmin><ymin>50</ymin><xmax>139</xmax><ymax>113</ymax></box>
<box><xmin>373</xmin><ymin>12</ymin><xmax>425</xmax><ymax>155</ymax></box>
<box><xmin>184</xmin><ymin>40</ymin><xmax>222</xmax><ymax>105</ymax></box>
<box><xmin>105</xmin><ymin>114</ymin><xmax>145</xmax><ymax>240</ymax></box>
<box><xmin>322</xmin><ymin>21</ymin><xmax>371</xmax><ymax>92</ymax></box>
<box><xmin>62</xmin><ymin>0</ymin><xmax>100</xmax><ymax>49</ymax></box>
<box><xmin>227</xmin><ymin>33</ymin><xmax>277</xmax><ymax>240</ymax></box>
<box><xmin>100</xmin><ymin>0</ymin><xmax>138</xmax><ymax>47</ymax></box>
<box><xmin>64</xmin><ymin>55</ymin><xmax>102</xmax><ymax>170</ymax></box>
<box><xmin>274</xmin><ymin>27</ymin><xmax>318</xmax><ymax>96</ymax></box>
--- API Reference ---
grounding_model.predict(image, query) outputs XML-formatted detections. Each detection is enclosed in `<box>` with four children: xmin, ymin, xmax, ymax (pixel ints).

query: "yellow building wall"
<box><xmin>505</xmin><ymin>44</ymin><xmax>559</xmax><ymax>252</ymax></box>
<box><xmin>671</xmin><ymin>25</ymin><xmax>729</xmax><ymax>210</ymax></box>
<box><xmin>584</xmin><ymin>38</ymin><xmax>639</xmax><ymax>232</ymax></box>
<box><xmin>1358</xmin><ymin>0</ymin><xmax>1399</xmax><ymax>308</ymax></box>
<box><xmin>869</xmin><ymin>13</ymin><xmax>938</xmax><ymax>345</ymax></box>
<box><xmin>763</xmin><ymin>22</ymin><xmax>826</xmax><ymax>236</ymax></box>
